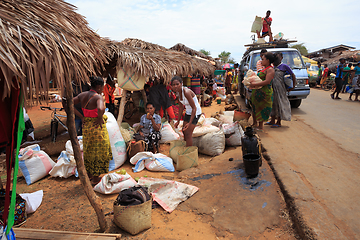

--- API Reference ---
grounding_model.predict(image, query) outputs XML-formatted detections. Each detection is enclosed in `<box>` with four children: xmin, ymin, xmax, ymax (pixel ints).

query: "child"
<box><xmin>103</xmin><ymin>75</ymin><xmax>116</xmax><ymax>116</ymax></box>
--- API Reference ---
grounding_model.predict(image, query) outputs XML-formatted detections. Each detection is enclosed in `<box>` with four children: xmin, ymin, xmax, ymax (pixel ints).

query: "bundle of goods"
<box><xmin>242</xmin><ymin>69</ymin><xmax>262</xmax><ymax>89</ymax></box>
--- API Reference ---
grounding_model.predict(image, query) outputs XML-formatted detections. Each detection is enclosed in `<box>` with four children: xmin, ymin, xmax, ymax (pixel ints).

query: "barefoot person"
<box><xmin>171</xmin><ymin>76</ymin><xmax>202</xmax><ymax>146</ymax></box>
<box><xmin>249</xmin><ymin>52</ymin><xmax>275</xmax><ymax>131</ymax></box>
<box><xmin>73</xmin><ymin>76</ymin><xmax>112</xmax><ymax>185</ymax></box>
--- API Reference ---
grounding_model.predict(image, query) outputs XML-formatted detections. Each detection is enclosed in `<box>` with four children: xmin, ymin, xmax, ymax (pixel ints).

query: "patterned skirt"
<box><xmin>83</xmin><ymin>115</ymin><xmax>112</xmax><ymax>176</ymax></box>
<box><xmin>144</xmin><ymin>131</ymin><xmax>161</xmax><ymax>151</ymax></box>
<box><xmin>251</xmin><ymin>85</ymin><xmax>273</xmax><ymax>122</ymax></box>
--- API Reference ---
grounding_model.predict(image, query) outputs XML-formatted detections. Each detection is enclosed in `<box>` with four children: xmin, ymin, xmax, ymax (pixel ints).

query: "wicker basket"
<box><xmin>113</xmin><ymin>197</ymin><xmax>152</xmax><ymax>235</ymax></box>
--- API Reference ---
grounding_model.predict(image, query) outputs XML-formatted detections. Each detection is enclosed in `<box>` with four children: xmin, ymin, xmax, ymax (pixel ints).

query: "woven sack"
<box><xmin>169</xmin><ymin>140</ymin><xmax>186</xmax><ymax>164</ymax></box>
<box><xmin>113</xmin><ymin>197</ymin><xmax>152</xmax><ymax>235</ymax></box>
<box><xmin>117</xmin><ymin>68</ymin><xmax>146</xmax><ymax>91</ymax></box>
<box><xmin>127</xmin><ymin>140</ymin><xmax>146</xmax><ymax>160</ymax></box>
<box><xmin>176</xmin><ymin>146</ymin><xmax>198</xmax><ymax>172</ymax></box>
<box><xmin>251</xmin><ymin>16</ymin><xmax>263</xmax><ymax>33</ymax></box>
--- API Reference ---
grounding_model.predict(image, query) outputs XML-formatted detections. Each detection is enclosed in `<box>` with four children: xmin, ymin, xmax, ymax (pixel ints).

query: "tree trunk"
<box><xmin>64</xmin><ymin>78</ymin><xmax>107</xmax><ymax>232</ymax></box>
<box><xmin>117</xmin><ymin>89</ymin><xmax>127</xmax><ymax>125</ymax></box>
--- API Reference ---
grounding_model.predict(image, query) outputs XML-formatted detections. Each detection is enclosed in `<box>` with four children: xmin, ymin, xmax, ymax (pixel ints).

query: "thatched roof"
<box><xmin>0</xmin><ymin>0</ymin><xmax>107</xmax><ymax>101</ymax></box>
<box><xmin>103</xmin><ymin>39</ymin><xmax>215</xmax><ymax>83</ymax></box>
<box><xmin>322</xmin><ymin>50</ymin><xmax>360</xmax><ymax>71</ymax></box>
<box><xmin>121</xmin><ymin>38</ymin><xmax>168</xmax><ymax>52</ymax></box>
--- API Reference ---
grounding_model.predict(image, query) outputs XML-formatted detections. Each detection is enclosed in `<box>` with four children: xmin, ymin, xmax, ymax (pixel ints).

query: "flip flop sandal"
<box><xmin>271</xmin><ymin>124</ymin><xmax>281</xmax><ymax>128</ymax></box>
<box><xmin>264</xmin><ymin>122</ymin><xmax>273</xmax><ymax>126</ymax></box>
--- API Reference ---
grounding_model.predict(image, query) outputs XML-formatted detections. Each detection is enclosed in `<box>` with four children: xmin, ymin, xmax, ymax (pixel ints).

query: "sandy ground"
<box><xmin>0</xmin><ymin>97</ymin><xmax>297</xmax><ymax>239</ymax></box>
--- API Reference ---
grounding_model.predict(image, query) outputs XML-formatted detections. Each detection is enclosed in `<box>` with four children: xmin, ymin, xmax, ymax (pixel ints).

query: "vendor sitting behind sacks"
<box><xmin>139</xmin><ymin>102</ymin><xmax>162</xmax><ymax>153</ymax></box>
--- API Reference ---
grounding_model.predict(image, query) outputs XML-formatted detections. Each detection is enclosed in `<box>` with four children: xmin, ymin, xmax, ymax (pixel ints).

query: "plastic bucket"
<box><xmin>217</xmin><ymin>98</ymin><xmax>221</xmax><ymax>104</ymax></box>
<box><xmin>243</xmin><ymin>153</ymin><xmax>261</xmax><ymax>178</ymax></box>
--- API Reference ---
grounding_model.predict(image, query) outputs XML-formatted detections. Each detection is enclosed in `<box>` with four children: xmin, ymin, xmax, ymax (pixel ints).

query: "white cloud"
<box><xmin>69</xmin><ymin>0</ymin><xmax>360</xmax><ymax>63</ymax></box>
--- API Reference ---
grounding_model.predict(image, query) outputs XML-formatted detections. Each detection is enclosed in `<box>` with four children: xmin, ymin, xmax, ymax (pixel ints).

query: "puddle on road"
<box><xmin>226</xmin><ymin>168</ymin><xmax>272</xmax><ymax>192</ymax></box>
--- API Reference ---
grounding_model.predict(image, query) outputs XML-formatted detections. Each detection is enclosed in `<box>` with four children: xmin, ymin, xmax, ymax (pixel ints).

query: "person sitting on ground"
<box><xmin>256</xmin><ymin>10</ymin><xmax>273</xmax><ymax>42</ymax></box>
<box><xmin>73</xmin><ymin>76</ymin><xmax>112</xmax><ymax>185</ymax></box>
<box><xmin>138</xmin><ymin>102</ymin><xmax>162</xmax><ymax>153</ymax></box>
<box><xmin>103</xmin><ymin>74</ymin><xmax>116</xmax><ymax>116</ymax></box>
<box><xmin>171</xmin><ymin>76</ymin><xmax>202</xmax><ymax>146</ymax></box>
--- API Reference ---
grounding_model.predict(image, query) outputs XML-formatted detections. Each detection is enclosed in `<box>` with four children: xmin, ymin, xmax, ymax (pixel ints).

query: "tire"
<box><xmin>290</xmin><ymin>99</ymin><xmax>302</xmax><ymax>108</ymax></box>
<box><xmin>50</xmin><ymin>119</ymin><xmax>58</xmax><ymax>142</ymax></box>
<box><xmin>124</xmin><ymin>101</ymin><xmax>135</xmax><ymax>119</ymax></box>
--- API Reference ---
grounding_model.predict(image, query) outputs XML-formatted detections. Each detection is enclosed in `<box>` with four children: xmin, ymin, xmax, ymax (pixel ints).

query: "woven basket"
<box><xmin>169</xmin><ymin>140</ymin><xmax>186</xmax><ymax>164</ymax></box>
<box><xmin>113</xmin><ymin>197</ymin><xmax>152</xmax><ymax>235</ymax></box>
<box><xmin>176</xmin><ymin>146</ymin><xmax>198</xmax><ymax>171</ymax></box>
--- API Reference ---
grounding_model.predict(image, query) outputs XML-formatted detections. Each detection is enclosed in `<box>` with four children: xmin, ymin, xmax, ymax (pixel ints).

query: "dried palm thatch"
<box><xmin>121</xmin><ymin>38</ymin><xmax>168</xmax><ymax>52</ymax></box>
<box><xmin>102</xmin><ymin>39</ymin><xmax>215</xmax><ymax>84</ymax></box>
<box><xmin>0</xmin><ymin>0</ymin><xmax>107</xmax><ymax>102</ymax></box>
<box><xmin>170</xmin><ymin>43</ymin><xmax>221</xmax><ymax>70</ymax></box>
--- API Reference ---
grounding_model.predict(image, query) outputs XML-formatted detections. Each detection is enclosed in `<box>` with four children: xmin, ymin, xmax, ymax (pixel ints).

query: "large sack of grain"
<box><xmin>192</xmin><ymin>130</ymin><xmax>225</xmax><ymax>156</ymax></box>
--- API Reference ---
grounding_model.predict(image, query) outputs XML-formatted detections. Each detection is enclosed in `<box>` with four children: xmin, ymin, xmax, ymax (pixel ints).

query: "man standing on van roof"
<box><xmin>257</xmin><ymin>10</ymin><xmax>273</xmax><ymax>42</ymax></box>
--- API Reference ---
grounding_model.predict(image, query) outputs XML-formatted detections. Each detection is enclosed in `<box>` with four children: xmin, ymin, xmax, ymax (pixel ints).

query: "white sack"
<box><xmin>93</xmin><ymin>172</ymin><xmax>137</xmax><ymax>194</ymax></box>
<box><xmin>203</xmin><ymin>117</ymin><xmax>221</xmax><ymax>127</ymax></box>
<box><xmin>216</xmin><ymin>114</ymin><xmax>233</xmax><ymax>124</ymax></box>
<box><xmin>176</xmin><ymin>121</ymin><xmax>220</xmax><ymax>138</ymax></box>
<box><xmin>221</xmin><ymin>122</ymin><xmax>245</xmax><ymax>146</ymax></box>
<box><xmin>19</xmin><ymin>190</ymin><xmax>43</xmax><ymax>214</ymax></box>
<box><xmin>18</xmin><ymin>144</ymin><xmax>56</xmax><ymax>185</ymax></box>
<box><xmin>105</xmin><ymin>112</ymin><xmax>127</xmax><ymax>171</ymax></box>
<box><xmin>65</xmin><ymin>136</ymin><xmax>83</xmax><ymax>156</ymax></box>
<box><xmin>192</xmin><ymin>130</ymin><xmax>225</xmax><ymax>156</ymax></box>
<box><xmin>130</xmin><ymin>152</ymin><xmax>175</xmax><ymax>173</ymax></box>
<box><xmin>49</xmin><ymin>151</ymin><xmax>78</xmax><ymax>178</ymax></box>
<box><xmin>160</xmin><ymin>122</ymin><xmax>180</xmax><ymax>143</ymax></box>
<box><xmin>138</xmin><ymin>177</ymin><xmax>198</xmax><ymax>212</ymax></box>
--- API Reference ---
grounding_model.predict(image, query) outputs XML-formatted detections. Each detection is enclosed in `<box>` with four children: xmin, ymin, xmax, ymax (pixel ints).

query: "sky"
<box><xmin>67</xmin><ymin>0</ymin><xmax>360</xmax><ymax>63</ymax></box>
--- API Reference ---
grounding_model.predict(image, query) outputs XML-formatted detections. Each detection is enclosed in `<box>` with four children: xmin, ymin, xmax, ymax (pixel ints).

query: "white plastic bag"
<box><xmin>65</xmin><ymin>136</ymin><xmax>83</xmax><ymax>156</ymax></box>
<box><xmin>19</xmin><ymin>190</ymin><xmax>43</xmax><ymax>214</ymax></box>
<box><xmin>18</xmin><ymin>144</ymin><xmax>56</xmax><ymax>185</ymax></box>
<box><xmin>138</xmin><ymin>177</ymin><xmax>199</xmax><ymax>212</ymax></box>
<box><xmin>105</xmin><ymin>112</ymin><xmax>127</xmax><ymax>171</ymax></box>
<box><xmin>160</xmin><ymin>122</ymin><xmax>180</xmax><ymax>143</ymax></box>
<box><xmin>203</xmin><ymin>118</ymin><xmax>221</xmax><ymax>127</ymax></box>
<box><xmin>49</xmin><ymin>151</ymin><xmax>78</xmax><ymax>178</ymax></box>
<box><xmin>130</xmin><ymin>152</ymin><xmax>175</xmax><ymax>173</ymax></box>
<box><xmin>221</xmin><ymin>122</ymin><xmax>244</xmax><ymax>146</ymax></box>
<box><xmin>192</xmin><ymin>130</ymin><xmax>225</xmax><ymax>156</ymax></box>
<box><xmin>93</xmin><ymin>172</ymin><xmax>137</xmax><ymax>194</ymax></box>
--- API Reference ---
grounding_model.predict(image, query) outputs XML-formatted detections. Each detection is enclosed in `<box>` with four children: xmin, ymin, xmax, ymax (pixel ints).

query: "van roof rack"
<box><xmin>242</xmin><ymin>39</ymin><xmax>297</xmax><ymax>59</ymax></box>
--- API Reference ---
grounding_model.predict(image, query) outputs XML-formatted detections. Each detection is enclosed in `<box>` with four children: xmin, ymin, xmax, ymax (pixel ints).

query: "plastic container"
<box><xmin>217</xmin><ymin>98</ymin><xmax>221</xmax><ymax>104</ymax></box>
<box><xmin>241</xmin><ymin>127</ymin><xmax>260</xmax><ymax>156</ymax></box>
<box><xmin>243</xmin><ymin>153</ymin><xmax>261</xmax><ymax>178</ymax></box>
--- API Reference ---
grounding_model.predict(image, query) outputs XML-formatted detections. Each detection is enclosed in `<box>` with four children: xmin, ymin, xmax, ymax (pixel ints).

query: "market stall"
<box><xmin>0</xmin><ymin>0</ymin><xmax>108</xmax><ymax>234</ymax></box>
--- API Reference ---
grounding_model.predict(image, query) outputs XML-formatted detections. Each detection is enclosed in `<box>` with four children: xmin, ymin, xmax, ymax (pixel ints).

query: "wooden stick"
<box><xmin>14</xmin><ymin>228</ymin><xmax>121</xmax><ymax>240</ymax></box>
<box><xmin>141</xmin><ymin>89</ymin><xmax>147</xmax><ymax>106</ymax></box>
<box><xmin>64</xmin><ymin>78</ymin><xmax>107</xmax><ymax>232</ymax></box>
<box><xmin>117</xmin><ymin>89</ymin><xmax>127</xmax><ymax>125</ymax></box>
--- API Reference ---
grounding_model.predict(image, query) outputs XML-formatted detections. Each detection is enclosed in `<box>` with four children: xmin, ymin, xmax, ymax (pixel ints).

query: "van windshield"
<box><xmin>250</xmin><ymin>51</ymin><xmax>305</xmax><ymax>70</ymax></box>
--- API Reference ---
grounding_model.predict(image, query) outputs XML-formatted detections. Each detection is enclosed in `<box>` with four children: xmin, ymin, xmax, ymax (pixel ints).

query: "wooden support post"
<box><xmin>117</xmin><ymin>89</ymin><xmax>127</xmax><ymax>125</ymax></box>
<box><xmin>65</xmin><ymin>78</ymin><xmax>107</xmax><ymax>232</ymax></box>
<box><xmin>141</xmin><ymin>89</ymin><xmax>147</xmax><ymax>107</ymax></box>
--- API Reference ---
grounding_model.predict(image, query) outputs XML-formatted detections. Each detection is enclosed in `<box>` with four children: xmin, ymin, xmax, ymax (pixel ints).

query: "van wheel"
<box><xmin>290</xmin><ymin>99</ymin><xmax>302</xmax><ymax>108</ymax></box>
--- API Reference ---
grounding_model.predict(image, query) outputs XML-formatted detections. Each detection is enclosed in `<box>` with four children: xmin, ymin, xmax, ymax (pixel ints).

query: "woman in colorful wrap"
<box><xmin>249</xmin><ymin>52</ymin><xmax>275</xmax><ymax>131</ymax></box>
<box><xmin>73</xmin><ymin>76</ymin><xmax>112</xmax><ymax>185</ymax></box>
<box><xmin>171</xmin><ymin>76</ymin><xmax>202</xmax><ymax>146</ymax></box>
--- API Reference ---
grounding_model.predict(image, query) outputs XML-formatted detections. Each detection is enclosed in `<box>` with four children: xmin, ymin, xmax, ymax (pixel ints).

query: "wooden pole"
<box><xmin>117</xmin><ymin>89</ymin><xmax>127</xmax><ymax>125</ymax></box>
<box><xmin>64</xmin><ymin>78</ymin><xmax>107</xmax><ymax>232</ymax></box>
<box><xmin>141</xmin><ymin>89</ymin><xmax>147</xmax><ymax>106</ymax></box>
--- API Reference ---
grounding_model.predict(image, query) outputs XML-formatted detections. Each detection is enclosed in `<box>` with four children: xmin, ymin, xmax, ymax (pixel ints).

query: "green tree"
<box><xmin>290</xmin><ymin>43</ymin><xmax>308</xmax><ymax>55</ymax></box>
<box><xmin>218</xmin><ymin>51</ymin><xmax>235</xmax><ymax>63</ymax></box>
<box><xmin>199</xmin><ymin>49</ymin><xmax>211</xmax><ymax>56</ymax></box>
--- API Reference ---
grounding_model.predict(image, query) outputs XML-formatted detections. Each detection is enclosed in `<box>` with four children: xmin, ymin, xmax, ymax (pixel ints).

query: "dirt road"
<box><xmin>5</xmin><ymin>99</ymin><xmax>296</xmax><ymax>239</ymax></box>
<box><xmin>240</xmin><ymin>89</ymin><xmax>360</xmax><ymax>239</ymax></box>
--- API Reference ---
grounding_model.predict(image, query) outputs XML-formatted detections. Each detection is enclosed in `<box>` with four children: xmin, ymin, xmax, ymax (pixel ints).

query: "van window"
<box><xmin>250</xmin><ymin>51</ymin><xmax>305</xmax><ymax>70</ymax></box>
